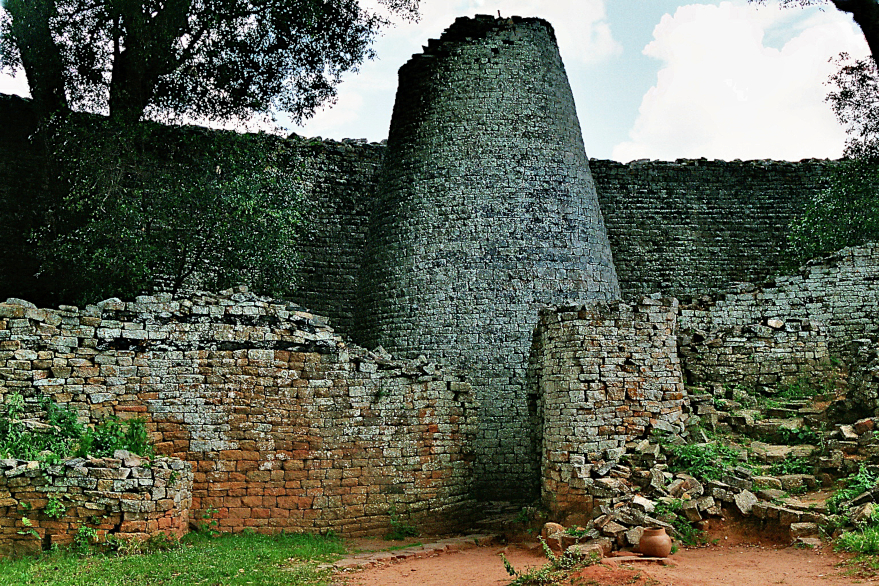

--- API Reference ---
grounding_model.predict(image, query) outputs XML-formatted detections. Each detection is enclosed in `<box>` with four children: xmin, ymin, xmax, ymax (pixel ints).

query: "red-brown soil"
<box><xmin>334</xmin><ymin>520</ymin><xmax>878</xmax><ymax>586</ymax></box>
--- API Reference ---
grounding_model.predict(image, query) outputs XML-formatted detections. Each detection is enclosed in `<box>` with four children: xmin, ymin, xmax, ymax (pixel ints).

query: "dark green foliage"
<box><xmin>774</xmin><ymin>426</ymin><xmax>821</xmax><ymax>446</ymax></box>
<box><xmin>828</xmin><ymin>465</ymin><xmax>879</xmax><ymax>514</ymax></box>
<box><xmin>32</xmin><ymin>116</ymin><xmax>305</xmax><ymax>305</ymax></box>
<box><xmin>654</xmin><ymin>499</ymin><xmax>706</xmax><ymax>546</ymax></box>
<box><xmin>788</xmin><ymin>54</ymin><xmax>879</xmax><ymax>262</ymax></box>
<box><xmin>788</xmin><ymin>159</ymin><xmax>879</xmax><ymax>261</ymax></box>
<box><xmin>770</xmin><ymin>455</ymin><xmax>814</xmax><ymax>476</ymax></box>
<box><xmin>75</xmin><ymin>417</ymin><xmax>154</xmax><ymax>459</ymax></box>
<box><xmin>0</xmin><ymin>392</ymin><xmax>83</xmax><ymax>460</ymax></box>
<box><xmin>0</xmin><ymin>0</ymin><xmax>420</xmax><ymax>124</ymax></box>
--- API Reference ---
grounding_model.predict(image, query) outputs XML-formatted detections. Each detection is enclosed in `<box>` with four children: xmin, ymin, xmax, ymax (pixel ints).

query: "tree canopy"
<box><xmin>788</xmin><ymin>53</ymin><xmax>879</xmax><ymax>260</ymax></box>
<box><xmin>0</xmin><ymin>0</ymin><xmax>419</xmax><ymax>123</ymax></box>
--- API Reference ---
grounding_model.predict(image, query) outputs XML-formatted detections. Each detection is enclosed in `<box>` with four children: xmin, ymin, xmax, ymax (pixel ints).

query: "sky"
<box><xmin>0</xmin><ymin>0</ymin><xmax>871</xmax><ymax>162</ymax></box>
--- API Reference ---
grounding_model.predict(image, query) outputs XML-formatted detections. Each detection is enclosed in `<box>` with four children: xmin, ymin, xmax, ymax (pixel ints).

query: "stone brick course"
<box><xmin>533</xmin><ymin>297</ymin><xmax>687</xmax><ymax>515</ymax></box>
<box><xmin>592</xmin><ymin>158</ymin><xmax>829</xmax><ymax>300</ymax></box>
<box><xmin>0</xmin><ymin>454</ymin><xmax>191</xmax><ymax>558</ymax></box>
<box><xmin>0</xmin><ymin>288</ymin><xmax>478</xmax><ymax>551</ymax></box>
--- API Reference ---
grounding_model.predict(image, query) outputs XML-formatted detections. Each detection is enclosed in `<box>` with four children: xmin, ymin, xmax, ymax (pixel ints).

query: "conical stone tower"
<box><xmin>357</xmin><ymin>15</ymin><xmax>620</xmax><ymax>500</ymax></box>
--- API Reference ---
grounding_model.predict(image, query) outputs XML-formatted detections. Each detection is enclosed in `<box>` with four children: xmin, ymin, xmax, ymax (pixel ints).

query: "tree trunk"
<box><xmin>833</xmin><ymin>0</ymin><xmax>879</xmax><ymax>63</ymax></box>
<box><xmin>108</xmin><ymin>0</ymin><xmax>192</xmax><ymax>123</ymax></box>
<box><xmin>5</xmin><ymin>0</ymin><xmax>68</xmax><ymax>119</ymax></box>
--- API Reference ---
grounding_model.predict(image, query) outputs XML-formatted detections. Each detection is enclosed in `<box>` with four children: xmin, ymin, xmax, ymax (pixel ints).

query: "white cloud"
<box><xmin>0</xmin><ymin>68</ymin><xmax>29</xmax><ymax>98</ymax></box>
<box><xmin>612</xmin><ymin>2</ymin><xmax>870</xmax><ymax>162</ymax></box>
<box><xmin>295</xmin><ymin>0</ymin><xmax>619</xmax><ymax>140</ymax></box>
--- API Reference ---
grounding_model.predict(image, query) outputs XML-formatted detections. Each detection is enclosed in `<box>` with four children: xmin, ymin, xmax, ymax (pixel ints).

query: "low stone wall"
<box><xmin>0</xmin><ymin>288</ymin><xmax>478</xmax><ymax>543</ymax></box>
<box><xmin>533</xmin><ymin>297</ymin><xmax>687</xmax><ymax>515</ymax></box>
<box><xmin>678</xmin><ymin>244</ymin><xmax>879</xmax><ymax>357</ymax></box>
<box><xmin>0</xmin><ymin>454</ymin><xmax>191</xmax><ymax>558</ymax></box>
<box><xmin>678</xmin><ymin>312</ymin><xmax>829</xmax><ymax>391</ymax></box>
<box><xmin>677</xmin><ymin>244</ymin><xmax>879</xmax><ymax>390</ymax></box>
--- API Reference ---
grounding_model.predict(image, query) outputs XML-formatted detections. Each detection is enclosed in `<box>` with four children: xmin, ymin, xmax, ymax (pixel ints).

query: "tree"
<box><xmin>0</xmin><ymin>0</ymin><xmax>419</xmax><ymax>123</ymax></box>
<box><xmin>751</xmin><ymin>0</ymin><xmax>879</xmax><ymax>63</ymax></box>
<box><xmin>33</xmin><ymin>116</ymin><xmax>307</xmax><ymax>305</ymax></box>
<box><xmin>788</xmin><ymin>54</ymin><xmax>879</xmax><ymax>260</ymax></box>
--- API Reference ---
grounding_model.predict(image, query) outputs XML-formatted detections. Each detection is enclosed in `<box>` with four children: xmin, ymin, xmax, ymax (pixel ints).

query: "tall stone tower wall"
<box><xmin>357</xmin><ymin>16</ymin><xmax>620</xmax><ymax>500</ymax></box>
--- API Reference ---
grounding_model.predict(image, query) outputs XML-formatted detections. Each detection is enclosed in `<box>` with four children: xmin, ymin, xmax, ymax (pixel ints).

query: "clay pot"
<box><xmin>638</xmin><ymin>527</ymin><xmax>672</xmax><ymax>558</ymax></box>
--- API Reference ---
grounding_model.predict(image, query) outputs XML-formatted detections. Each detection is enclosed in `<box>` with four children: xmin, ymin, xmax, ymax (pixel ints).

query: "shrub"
<box><xmin>0</xmin><ymin>392</ymin><xmax>153</xmax><ymax>461</ymax></box>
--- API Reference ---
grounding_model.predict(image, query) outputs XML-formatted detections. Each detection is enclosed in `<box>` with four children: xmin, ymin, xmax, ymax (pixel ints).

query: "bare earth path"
<box><xmin>335</xmin><ymin>537</ymin><xmax>879</xmax><ymax>586</ymax></box>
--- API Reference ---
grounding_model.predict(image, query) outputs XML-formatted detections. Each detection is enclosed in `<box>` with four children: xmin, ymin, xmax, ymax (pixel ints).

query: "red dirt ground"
<box><xmin>335</xmin><ymin>520</ymin><xmax>879</xmax><ymax>586</ymax></box>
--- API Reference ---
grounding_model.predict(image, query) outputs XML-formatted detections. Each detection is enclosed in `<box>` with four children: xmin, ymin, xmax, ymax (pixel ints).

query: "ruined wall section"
<box><xmin>533</xmin><ymin>297</ymin><xmax>687</xmax><ymax>515</ymax></box>
<box><xmin>357</xmin><ymin>16</ymin><xmax>621</xmax><ymax>501</ymax></box>
<box><xmin>0</xmin><ymin>456</ymin><xmax>191</xmax><ymax>558</ymax></box>
<box><xmin>591</xmin><ymin>158</ymin><xmax>830</xmax><ymax>300</ymax></box>
<box><xmin>678</xmin><ymin>244</ymin><xmax>879</xmax><ymax>389</ymax></box>
<box><xmin>0</xmin><ymin>290</ymin><xmax>477</xmax><ymax>537</ymax></box>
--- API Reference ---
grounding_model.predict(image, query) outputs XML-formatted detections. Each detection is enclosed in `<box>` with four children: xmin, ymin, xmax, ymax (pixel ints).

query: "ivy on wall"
<box><xmin>31</xmin><ymin>116</ymin><xmax>305</xmax><ymax>305</ymax></box>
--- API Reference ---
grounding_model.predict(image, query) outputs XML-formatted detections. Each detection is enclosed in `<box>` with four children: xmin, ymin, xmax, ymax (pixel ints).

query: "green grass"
<box><xmin>836</xmin><ymin>526</ymin><xmax>879</xmax><ymax>555</ymax></box>
<box><xmin>0</xmin><ymin>531</ymin><xmax>345</xmax><ymax>586</ymax></box>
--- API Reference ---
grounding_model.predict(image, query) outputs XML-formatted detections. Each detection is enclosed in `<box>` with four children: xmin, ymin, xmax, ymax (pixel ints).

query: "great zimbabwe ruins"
<box><xmin>1</xmin><ymin>14</ymin><xmax>878</xmax><ymax>556</ymax></box>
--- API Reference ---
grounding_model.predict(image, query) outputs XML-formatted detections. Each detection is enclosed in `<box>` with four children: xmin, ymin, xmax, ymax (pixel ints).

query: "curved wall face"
<box><xmin>357</xmin><ymin>15</ymin><xmax>620</xmax><ymax>500</ymax></box>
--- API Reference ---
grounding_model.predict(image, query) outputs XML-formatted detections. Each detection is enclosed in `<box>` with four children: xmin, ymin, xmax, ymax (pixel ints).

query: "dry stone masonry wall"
<box><xmin>0</xmin><ymin>94</ymin><xmax>839</xmax><ymax>331</ymax></box>
<box><xmin>533</xmin><ymin>297</ymin><xmax>687</xmax><ymax>516</ymax></box>
<box><xmin>593</xmin><ymin>159</ymin><xmax>829</xmax><ymax>300</ymax></box>
<box><xmin>0</xmin><ymin>289</ymin><xmax>477</xmax><ymax>550</ymax></box>
<box><xmin>287</xmin><ymin>136</ymin><xmax>384</xmax><ymax>335</ymax></box>
<box><xmin>0</xmin><ymin>455</ymin><xmax>191</xmax><ymax>558</ymax></box>
<box><xmin>678</xmin><ymin>243</ymin><xmax>879</xmax><ymax>390</ymax></box>
<box><xmin>356</xmin><ymin>16</ymin><xmax>620</xmax><ymax>501</ymax></box>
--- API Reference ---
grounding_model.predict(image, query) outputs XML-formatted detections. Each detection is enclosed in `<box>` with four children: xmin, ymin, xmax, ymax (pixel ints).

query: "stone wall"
<box><xmin>592</xmin><ymin>158</ymin><xmax>828</xmax><ymax>300</ymax></box>
<box><xmin>533</xmin><ymin>297</ymin><xmax>687</xmax><ymax>515</ymax></box>
<box><xmin>356</xmin><ymin>15</ymin><xmax>621</xmax><ymax>501</ymax></box>
<box><xmin>0</xmin><ymin>455</ymin><xmax>191</xmax><ymax>558</ymax></box>
<box><xmin>0</xmin><ymin>94</ymin><xmax>46</xmax><ymax>303</ymax></box>
<box><xmin>678</xmin><ymin>244</ymin><xmax>879</xmax><ymax>390</ymax></box>
<box><xmin>287</xmin><ymin>136</ymin><xmax>384</xmax><ymax>335</ymax></box>
<box><xmin>0</xmin><ymin>289</ymin><xmax>478</xmax><ymax>539</ymax></box>
<box><xmin>844</xmin><ymin>339</ymin><xmax>879</xmax><ymax>420</ymax></box>
<box><xmin>0</xmin><ymin>93</ymin><xmax>842</xmax><ymax>324</ymax></box>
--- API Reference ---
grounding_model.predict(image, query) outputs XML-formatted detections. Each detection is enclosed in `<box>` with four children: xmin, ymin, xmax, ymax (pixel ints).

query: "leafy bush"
<box><xmin>75</xmin><ymin>417</ymin><xmax>153</xmax><ymax>459</ymax></box>
<box><xmin>788</xmin><ymin>55</ymin><xmax>879</xmax><ymax>264</ymax></box>
<box><xmin>653</xmin><ymin>499</ymin><xmax>705</xmax><ymax>546</ymax></box>
<box><xmin>0</xmin><ymin>392</ymin><xmax>83</xmax><ymax>460</ymax></box>
<box><xmin>770</xmin><ymin>456</ymin><xmax>813</xmax><ymax>476</ymax></box>
<box><xmin>33</xmin><ymin>117</ymin><xmax>306</xmax><ymax>306</ymax></box>
<box><xmin>774</xmin><ymin>426</ymin><xmax>820</xmax><ymax>446</ymax></box>
<box><xmin>829</xmin><ymin>466</ymin><xmax>879</xmax><ymax>515</ymax></box>
<box><xmin>666</xmin><ymin>441</ymin><xmax>746</xmax><ymax>481</ymax></box>
<box><xmin>0</xmin><ymin>392</ymin><xmax>153</xmax><ymax>461</ymax></box>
